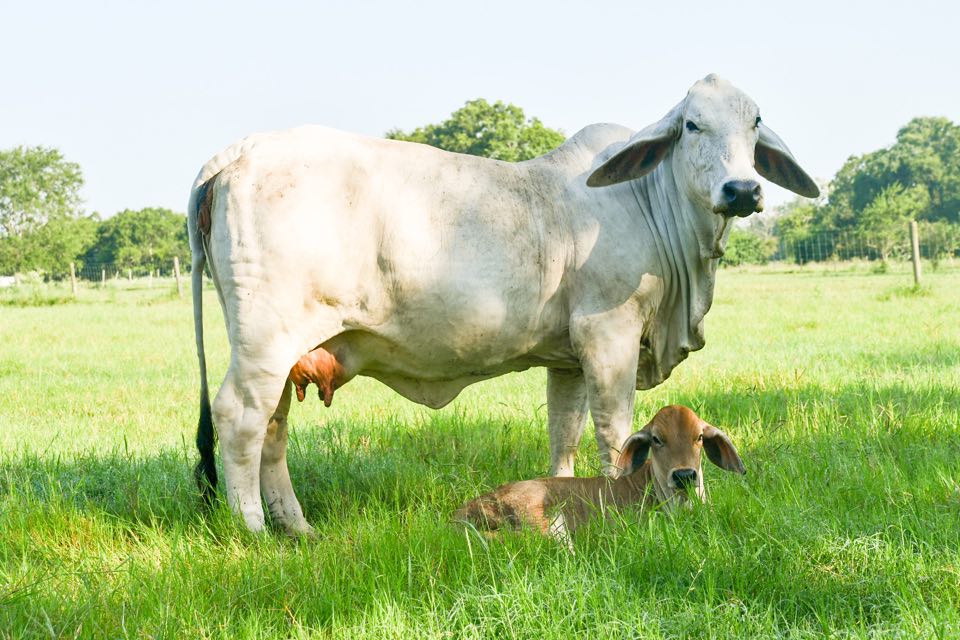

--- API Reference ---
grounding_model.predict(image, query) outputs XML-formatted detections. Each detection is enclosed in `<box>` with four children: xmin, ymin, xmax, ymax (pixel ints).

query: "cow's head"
<box><xmin>616</xmin><ymin>405</ymin><xmax>745</xmax><ymax>511</ymax></box>
<box><xmin>587</xmin><ymin>74</ymin><xmax>818</xmax><ymax>258</ymax></box>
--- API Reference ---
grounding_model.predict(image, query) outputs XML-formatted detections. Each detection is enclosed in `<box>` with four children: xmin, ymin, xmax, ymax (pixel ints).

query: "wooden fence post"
<box><xmin>101</xmin><ymin>268</ymin><xmax>106</xmax><ymax>285</ymax></box>
<box><xmin>173</xmin><ymin>256</ymin><xmax>183</xmax><ymax>298</ymax></box>
<box><xmin>910</xmin><ymin>220</ymin><xmax>921</xmax><ymax>285</ymax></box>
<box><xmin>70</xmin><ymin>262</ymin><xmax>77</xmax><ymax>296</ymax></box>
<box><xmin>127</xmin><ymin>268</ymin><xmax>132</xmax><ymax>282</ymax></box>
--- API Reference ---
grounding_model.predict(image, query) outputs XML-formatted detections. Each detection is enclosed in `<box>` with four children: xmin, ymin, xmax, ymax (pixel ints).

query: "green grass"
<box><xmin>2</xmin><ymin>267</ymin><xmax>959</xmax><ymax>638</ymax></box>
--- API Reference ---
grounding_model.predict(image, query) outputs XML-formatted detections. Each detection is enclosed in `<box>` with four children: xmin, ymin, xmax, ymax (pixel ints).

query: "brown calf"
<box><xmin>454</xmin><ymin>405</ymin><xmax>745</xmax><ymax>545</ymax></box>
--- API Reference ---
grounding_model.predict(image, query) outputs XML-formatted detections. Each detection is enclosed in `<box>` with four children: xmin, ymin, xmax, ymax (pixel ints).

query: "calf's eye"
<box><xmin>652</xmin><ymin>435</ymin><xmax>664</xmax><ymax>447</ymax></box>
<box><xmin>697</xmin><ymin>434</ymin><xmax>703</xmax><ymax>442</ymax></box>
<box><xmin>685</xmin><ymin>120</ymin><xmax>700</xmax><ymax>133</ymax></box>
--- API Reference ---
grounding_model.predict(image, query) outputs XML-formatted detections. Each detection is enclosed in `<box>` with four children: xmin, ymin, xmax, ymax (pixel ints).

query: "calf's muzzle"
<box><xmin>671</xmin><ymin>468</ymin><xmax>698</xmax><ymax>489</ymax></box>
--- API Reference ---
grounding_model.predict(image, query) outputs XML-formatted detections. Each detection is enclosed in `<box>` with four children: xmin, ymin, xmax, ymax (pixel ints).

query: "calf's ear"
<box><xmin>587</xmin><ymin>102</ymin><xmax>682</xmax><ymax>187</ymax></box>
<box><xmin>701</xmin><ymin>423</ymin><xmax>746</xmax><ymax>474</ymax></box>
<box><xmin>755</xmin><ymin>123</ymin><xmax>819</xmax><ymax>198</ymax></box>
<box><xmin>615</xmin><ymin>430</ymin><xmax>653</xmax><ymax>476</ymax></box>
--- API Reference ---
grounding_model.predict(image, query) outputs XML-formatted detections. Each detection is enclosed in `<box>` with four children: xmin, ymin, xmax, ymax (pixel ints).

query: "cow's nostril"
<box><xmin>672</xmin><ymin>468</ymin><xmax>698</xmax><ymax>488</ymax></box>
<box><xmin>722</xmin><ymin>183</ymin><xmax>738</xmax><ymax>202</ymax></box>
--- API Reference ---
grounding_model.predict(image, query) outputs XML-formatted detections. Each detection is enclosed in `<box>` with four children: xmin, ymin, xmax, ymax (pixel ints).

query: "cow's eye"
<box><xmin>697</xmin><ymin>434</ymin><xmax>703</xmax><ymax>443</ymax></box>
<box><xmin>755</xmin><ymin>116</ymin><xmax>762</xmax><ymax>128</ymax></box>
<box><xmin>685</xmin><ymin>120</ymin><xmax>700</xmax><ymax>133</ymax></box>
<box><xmin>652</xmin><ymin>435</ymin><xmax>664</xmax><ymax>447</ymax></box>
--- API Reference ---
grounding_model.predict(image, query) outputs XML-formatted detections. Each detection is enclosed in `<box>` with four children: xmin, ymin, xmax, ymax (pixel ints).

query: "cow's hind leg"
<box><xmin>212</xmin><ymin>357</ymin><xmax>290</xmax><ymax>533</ymax></box>
<box><xmin>260</xmin><ymin>380</ymin><xmax>314</xmax><ymax>536</ymax></box>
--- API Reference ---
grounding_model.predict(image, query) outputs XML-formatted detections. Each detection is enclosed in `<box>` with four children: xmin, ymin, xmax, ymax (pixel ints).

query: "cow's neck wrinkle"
<box><xmin>628</xmin><ymin>155</ymin><xmax>717</xmax><ymax>388</ymax></box>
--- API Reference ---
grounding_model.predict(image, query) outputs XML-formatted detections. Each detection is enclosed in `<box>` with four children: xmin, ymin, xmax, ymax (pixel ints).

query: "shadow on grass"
<box><xmin>2</xmin><ymin>377</ymin><xmax>958</xmax><ymax>534</ymax></box>
<box><xmin>0</xmin><ymin>411</ymin><xmax>549</xmax><ymax>532</ymax></box>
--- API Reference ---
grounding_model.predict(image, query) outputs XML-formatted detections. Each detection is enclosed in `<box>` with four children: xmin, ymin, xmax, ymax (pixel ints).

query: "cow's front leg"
<box><xmin>547</xmin><ymin>368</ymin><xmax>589</xmax><ymax>477</ymax></box>
<box><xmin>572</xmin><ymin>316</ymin><xmax>641</xmax><ymax>477</ymax></box>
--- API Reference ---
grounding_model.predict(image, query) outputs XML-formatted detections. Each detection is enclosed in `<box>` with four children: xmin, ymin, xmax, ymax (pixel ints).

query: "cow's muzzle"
<box><xmin>713</xmin><ymin>179</ymin><xmax>763</xmax><ymax>217</ymax></box>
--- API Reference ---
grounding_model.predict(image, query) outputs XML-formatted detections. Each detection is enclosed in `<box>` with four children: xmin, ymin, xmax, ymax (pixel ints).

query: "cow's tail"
<box><xmin>186</xmin><ymin>137</ymin><xmax>260</xmax><ymax>506</ymax></box>
<box><xmin>188</xmin><ymin>173</ymin><xmax>219</xmax><ymax>507</ymax></box>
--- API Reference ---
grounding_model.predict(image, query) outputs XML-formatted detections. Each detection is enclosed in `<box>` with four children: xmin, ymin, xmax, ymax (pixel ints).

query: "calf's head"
<box><xmin>616</xmin><ymin>405</ymin><xmax>745</xmax><ymax>510</ymax></box>
<box><xmin>587</xmin><ymin>74</ymin><xmax>818</xmax><ymax>258</ymax></box>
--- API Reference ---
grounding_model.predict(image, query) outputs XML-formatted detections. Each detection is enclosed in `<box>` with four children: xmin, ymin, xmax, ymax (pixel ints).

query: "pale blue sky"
<box><xmin>2</xmin><ymin>0</ymin><xmax>956</xmax><ymax>216</ymax></box>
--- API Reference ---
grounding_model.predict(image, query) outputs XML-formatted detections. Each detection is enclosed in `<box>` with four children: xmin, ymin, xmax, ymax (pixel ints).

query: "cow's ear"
<box><xmin>587</xmin><ymin>103</ymin><xmax>682</xmax><ymax>187</ymax></box>
<box><xmin>701</xmin><ymin>423</ymin><xmax>746</xmax><ymax>474</ymax></box>
<box><xmin>615</xmin><ymin>430</ymin><xmax>653</xmax><ymax>476</ymax></box>
<box><xmin>755</xmin><ymin>123</ymin><xmax>819</xmax><ymax>198</ymax></box>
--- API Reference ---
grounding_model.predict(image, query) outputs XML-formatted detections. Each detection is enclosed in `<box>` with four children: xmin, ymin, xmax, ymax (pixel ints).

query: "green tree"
<box><xmin>387</xmin><ymin>99</ymin><xmax>565</xmax><ymax>161</ymax></box>
<box><xmin>84</xmin><ymin>208</ymin><xmax>187</xmax><ymax>271</ymax></box>
<box><xmin>0</xmin><ymin>146</ymin><xmax>84</xmax><ymax>238</ymax></box>
<box><xmin>859</xmin><ymin>184</ymin><xmax>930</xmax><ymax>261</ymax></box>
<box><xmin>888</xmin><ymin>117</ymin><xmax>960</xmax><ymax>221</ymax></box>
<box><xmin>722</xmin><ymin>228</ymin><xmax>777</xmax><ymax>266</ymax></box>
<box><xmin>0</xmin><ymin>215</ymin><xmax>99</xmax><ymax>276</ymax></box>
<box><xmin>825</xmin><ymin>117</ymin><xmax>960</xmax><ymax>228</ymax></box>
<box><xmin>773</xmin><ymin>197</ymin><xmax>820</xmax><ymax>263</ymax></box>
<box><xmin>0</xmin><ymin>146</ymin><xmax>93</xmax><ymax>274</ymax></box>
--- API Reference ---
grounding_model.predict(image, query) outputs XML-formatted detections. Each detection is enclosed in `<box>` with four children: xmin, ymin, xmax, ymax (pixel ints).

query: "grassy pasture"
<box><xmin>1</xmin><ymin>265</ymin><xmax>959</xmax><ymax>638</ymax></box>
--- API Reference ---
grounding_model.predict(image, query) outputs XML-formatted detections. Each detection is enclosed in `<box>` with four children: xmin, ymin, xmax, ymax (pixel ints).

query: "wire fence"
<box><xmin>0</xmin><ymin>257</ymin><xmax>189</xmax><ymax>297</ymax></box>
<box><xmin>70</xmin><ymin>260</ymin><xmax>187</xmax><ymax>283</ymax></box>
<box><xmin>773</xmin><ymin>226</ymin><xmax>960</xmax><ymax>265</ymax></box>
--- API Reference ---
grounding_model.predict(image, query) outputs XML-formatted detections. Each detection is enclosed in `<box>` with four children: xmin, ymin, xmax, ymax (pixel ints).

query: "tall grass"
<box><xmin>1</xmin><ymin>269</ymin><xmax>959</xmax><ymax>638</ymax></box>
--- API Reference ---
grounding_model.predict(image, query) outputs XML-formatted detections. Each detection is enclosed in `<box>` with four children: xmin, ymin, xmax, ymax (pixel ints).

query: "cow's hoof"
<box><xmin>284</xmin><ymin>523</ymin><xmax>317</xmax><ymax>540</ymax></box>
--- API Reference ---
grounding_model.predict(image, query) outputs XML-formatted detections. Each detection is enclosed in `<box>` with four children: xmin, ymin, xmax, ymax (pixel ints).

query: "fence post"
<box><xmin>910</xmin><ymin>220</ymin><xmax>921</xmax><ymax>285</ymax></box>
<box><xmin>101</xmin><ymin>268</ymin><xmax>106</xmax><ymax>285</ymax></box>
<box><xmin>127</xmin><ymin>268</ymin><xmax>132</xmax><ymax>282</ymax></box>
<box><xmin>70</xmin><ymin>262</ymin><xmax>77</xmax><ymax>296</ymax></box>
<box><xmin>173</xmin><ymin>256</ymin><xmax>183</xmax><ymax>298</ymax></box>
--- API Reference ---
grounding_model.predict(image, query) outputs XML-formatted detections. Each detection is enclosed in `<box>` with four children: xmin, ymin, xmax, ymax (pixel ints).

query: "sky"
<box><xmin>1</xmin><ymin>0</ymin><xmax>957</xmax><ymax>217</ymax></box>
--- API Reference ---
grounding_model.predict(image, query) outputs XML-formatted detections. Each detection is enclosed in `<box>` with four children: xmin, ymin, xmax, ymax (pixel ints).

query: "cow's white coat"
<box><xmin>188</xmin><ymin>75</ymin><xmax>816</xmax><ymax>533</ymax></box>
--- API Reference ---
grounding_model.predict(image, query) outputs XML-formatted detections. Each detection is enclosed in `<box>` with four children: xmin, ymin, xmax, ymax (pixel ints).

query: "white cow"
<box><xmin>188</xmin><ymin>75</ymin><xmax>817</xmax><ymax>534</ymax></box>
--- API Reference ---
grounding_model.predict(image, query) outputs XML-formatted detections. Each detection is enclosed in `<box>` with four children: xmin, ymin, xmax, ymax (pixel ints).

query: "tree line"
<box><xmin>730</xmin><ymin>116</ymin><xmax>960</xmax><ymax>265</ymax></box>
<box><xmin>2</xmin><ymin>102</ymin><xmax>957</xmax><ymax>276</ymax></box>
<box><xmin>0</xmin><ymin>147</ymin><xmax>187</xmax><ymax>277</ymax></box>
